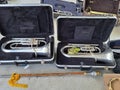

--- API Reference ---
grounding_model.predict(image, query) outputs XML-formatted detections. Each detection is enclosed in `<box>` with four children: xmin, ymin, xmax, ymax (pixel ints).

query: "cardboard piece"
<box><xmin>103</xmin><ymin>74</ymin><xmax>120</xmax><ymax>90</ymax></box>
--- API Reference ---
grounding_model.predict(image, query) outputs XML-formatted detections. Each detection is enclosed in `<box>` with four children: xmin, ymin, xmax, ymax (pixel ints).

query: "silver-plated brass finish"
<box><xmin>61</xmin><ymin>44</ymin><xmax>101</xmax><ymax>56</ymax></box>
<box><xmin>61</xmin><ymin>44</ymin><xmax>114</xmax><ymax>63</ymax></box>
<box><xmin>1</xmin><ymin>38</ymin><xmax>51</xmax><ymax>57</ymax></box>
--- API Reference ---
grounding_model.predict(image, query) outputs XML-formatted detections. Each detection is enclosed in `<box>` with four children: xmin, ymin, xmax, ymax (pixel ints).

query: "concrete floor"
<box><xmin>0</xmin><ymin>0</ymin><xmax>120</xmax><ymax>90</ymax></box>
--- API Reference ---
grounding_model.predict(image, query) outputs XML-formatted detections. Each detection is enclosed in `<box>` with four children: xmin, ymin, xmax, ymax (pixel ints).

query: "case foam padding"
<box><xmin>57</xmin><ymin>17</ymin><xmax>116</xmax><ymax>43</ymax></box>
<box><xmin>0</xmin><ymin>6</ymin><xmax>53</xmax><ymax>37</ymax></box>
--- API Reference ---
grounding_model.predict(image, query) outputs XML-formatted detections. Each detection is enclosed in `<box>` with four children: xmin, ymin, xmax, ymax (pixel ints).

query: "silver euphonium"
<box><xmin>61</xmin><ymin>44</ymin><xmax>101</xmax><ymax>57</ymax></box>
<box><xmin>61</xmin><ymin>44</ymin><xmax>115</xmax><ymax>64</ymax></box>
<box><xmin>1</xmin><ymin>38</ymin><xmax>51</xmax><ymax>57</ymax></box>
<box><xmin>61</xmin><ymin>44</ymin><xmax>102</xmax><ymax>58</ymax></box>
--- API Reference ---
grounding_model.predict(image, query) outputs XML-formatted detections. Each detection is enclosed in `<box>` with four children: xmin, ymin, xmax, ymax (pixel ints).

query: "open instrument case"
<box><xmin>0</xmin><ymin>4</ymin><xmax>54</xmax><ymax>65</ymax></box>
<box><xmin>41</xmin><ymin>0</ymin><xmax>81</xmax><ymax>17</ymax></box>
<box><xmin>83</xmin><ymin>0</ymin><xmax>119</xmax><ymax>16</ymax></box>
<box><xmin>56</xmin><ymin>16</ymin><xmax>116</xmax><ymax>70</ymax></box>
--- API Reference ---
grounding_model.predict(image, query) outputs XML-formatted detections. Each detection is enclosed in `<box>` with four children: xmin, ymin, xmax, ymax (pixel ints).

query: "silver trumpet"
<box><xmin>1</xmin><ymin>38</ymin><xmax>51</xmax><ymax>57</ymax></box>
<box><xmin>61</xmin><ymin>44</ymin><xmax>115</xmax><ymax>63</ymax></box>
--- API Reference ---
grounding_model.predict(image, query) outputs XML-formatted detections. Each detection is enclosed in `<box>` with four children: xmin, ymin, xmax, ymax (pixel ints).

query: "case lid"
<box><xmin>57</xmin><ymin>16</ymin><xmax>116</xmax><ymax>43</ymax></box>
<box><xmin>84</xmin><ymin>0</ymin><xmax>119</xmax><ymax>14</ymax></box>
<box><xmin>0</xmin><ymin>4</ymin><xmax>54</xmax><ymax>38</ymax></box>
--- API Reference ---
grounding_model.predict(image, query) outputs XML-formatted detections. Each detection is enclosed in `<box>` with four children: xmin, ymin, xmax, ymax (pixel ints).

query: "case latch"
<box><xmin>15</xmin><ymin>61</ymin><xmax>28</xmax><ymax>67</ymax></box>
<box><xmin>80</xmin><ymin>62</ymin><xmax>93</xmax><ymax>72</ymax></box>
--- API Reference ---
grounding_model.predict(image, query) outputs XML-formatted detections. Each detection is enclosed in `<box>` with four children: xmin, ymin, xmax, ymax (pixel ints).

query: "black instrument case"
<box><xmin>0</xmin><ymin>4</ymin><xmax>54</xmax><ymax>65</ymax></box>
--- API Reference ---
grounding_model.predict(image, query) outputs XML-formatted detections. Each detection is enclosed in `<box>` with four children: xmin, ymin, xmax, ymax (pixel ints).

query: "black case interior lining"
<box><xmin>58</xmin><ymin>18</ymin><xmax>116</xmax><ymax>43</ymax></box>
<box><xmin>0</xmin><ymin>6</ymin><xmax>53</xmax><ymax>38</ymax></box>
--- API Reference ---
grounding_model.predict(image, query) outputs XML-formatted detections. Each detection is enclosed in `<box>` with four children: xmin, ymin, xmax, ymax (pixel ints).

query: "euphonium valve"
<box><xmin>1</xmin><ymin>38</ymin><xmax>51</xmax><ymax>57</ymax></box>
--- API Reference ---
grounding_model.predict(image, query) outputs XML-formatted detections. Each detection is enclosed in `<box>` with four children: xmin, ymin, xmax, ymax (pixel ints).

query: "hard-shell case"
<box><xmin>0</xmin><ymin>4</ymin><xmax>54</xmax><ymax>65</ymax></box>
<box><xmin>84</xmin><ymin>0</ymin><xmax>119</xmax><ymax>16</ymax></box>
<box><xmin>56</xmin><ymin>16</ymin><xmax>116</xmax><ymax>70</ymax></box>
<box><xmin>41</xmin><ymin>0</ymin><xmax>81</xmax><ymax>17</ymax></box>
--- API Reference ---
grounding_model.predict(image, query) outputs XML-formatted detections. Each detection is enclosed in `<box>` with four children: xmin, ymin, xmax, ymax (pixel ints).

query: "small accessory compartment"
<box><xmin>56</xmin><ymin>16</ymin><xmax>116</xmax><ymax>69</ymax></box>
<box><xmin>0</xmin><ymin>4</ymin><xmax>54</xmax><ymax>64</ymax></box>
